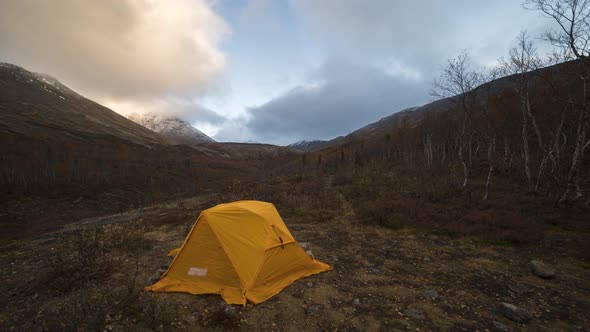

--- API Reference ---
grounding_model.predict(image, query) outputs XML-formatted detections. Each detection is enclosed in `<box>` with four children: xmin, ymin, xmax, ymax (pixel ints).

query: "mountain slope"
<box><xmin>0</xmin><ymin>63</ymin><xmax>167</xmax><ymax>146</ymax></box>
<box><xmin>127</xmin><ymin>113</ymin><xmax>215</xmax><ymax>145</ymax></box>
<box><xmin>316</xmin><ymin>59</ymin><xmax>582</xmax><ymax>152</ymax></box>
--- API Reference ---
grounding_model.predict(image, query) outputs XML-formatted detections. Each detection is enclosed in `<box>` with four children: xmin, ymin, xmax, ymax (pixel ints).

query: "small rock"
<box><xmin>529</xmin><ymin>260</ymin><xmax>555</xmax><ymax>278</ymax></box>
<box><xmin>300</xmin><ymin>242</ymin><xmax>310</xmax><ymax>250</ymax></box>
<box><xmin>223</xmin><ymin>305</ymin><xmax>239</xmax><ymax>319</ymax></box>
<box><xmin>352</xmin><ymin>298</ymin><xmax>361</xmax><ymax>306</ymax></box>
<box><xmin>160</xmin><ymin>257</ymin><xmax>173</xmax><ymax>270</ymax></box>
<box><xmin>498</xmin><ymin>303</ymin><xmax>532</xmax><ymax>323</ymax></box>
<box><xmin>404</xmin><ymin>307</ymin><xmax>425</xmax><ymax>320</ymax></box>
<box><xmin>507</xmin><ymin>283</ymin><xmax>531</xmax><ymax>295</ymax></box>
<box><xmin>306</xmin><ymin>249</ymin><xmax>314</xmax><ymax>258</ymax></box>
<box><xmin>492</xmin><ymin>320</ymin><xmax>513</xmax><ymax>332</ymax></box>
<box><xmin>146</xmin><ymin>268</ymin><xmax>166</xmax><ymax>285</ymax></box>
<box><xmin>423</xmin><ymin>257</ymin><xmax>431</xmax><ymax>262</ymax></box>
<box><xmin>305</xmin><ymin>304</ymin><xmax>323</xmax><ymax>316</ymax></box>
<box><xmin>306</xmin><ymin>282</ymin><xmax>313</xmax><ymax>287</ymax></box>
<box><xmin>423</xmin><ymin>289</ymin><xmax>438</xmax><ymax>299</ymax></box>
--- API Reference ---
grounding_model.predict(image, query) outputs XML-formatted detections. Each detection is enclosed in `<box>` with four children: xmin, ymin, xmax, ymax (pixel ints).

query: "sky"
<box><xmin>0</xmin><ymin>0</ymin><xmax>555</xmax><ymax>145</ymax></box>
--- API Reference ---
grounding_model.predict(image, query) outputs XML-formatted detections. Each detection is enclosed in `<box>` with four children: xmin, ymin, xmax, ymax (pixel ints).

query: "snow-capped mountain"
<box><xmin>127</xmin><ymin>113</ymin><xmax>215</xmax><ymax>145</ymax></box>
<box><xmin>287</xmin><ymin>140</ymin><xmax>327</xmax><ymax>151</ymax></box>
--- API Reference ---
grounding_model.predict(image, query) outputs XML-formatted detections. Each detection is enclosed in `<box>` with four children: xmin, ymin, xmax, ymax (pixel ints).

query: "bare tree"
<box><xmin>525</xmin><ymin>0</ymin><xmax>590</xmax><ymax>203</ymax></box>
<box><xmin>479</xmin><ymin>68</ymin><xmax>503</xmax><ymax>200</ymax></box>
<box><xmin>432</xmin><ymin>51</ymin><xmax>483</xmax><ymax>187</ymax></box>
<box><xmin>500</xmin><ymin>31</ymin><xmax>543</xmax><ymax>189</ymax></box>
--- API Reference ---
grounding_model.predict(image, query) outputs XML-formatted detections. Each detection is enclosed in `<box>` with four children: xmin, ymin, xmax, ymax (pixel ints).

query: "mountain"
<box><xmin>0</xmin><ymin>63</ymin><xmax>243</xmax><ymax>213</ymax></box>
<box><xmin>287</xmin><ymin>140</ymin><xmax>328</xmax><ymax>151</ymax></box>
<box><xmin>127</xmin><ymin>113</ymin><xmax>215</xmax><ymax>145</ymax></box>
<box><xmin>315</xmin><ymin>60</ymin><xmax>582</xmax><ymax>153</ymax></box>
<box><xmin>0</xmin><ymin>63</ymin><xmax>167</xmax><ymax>147</ymax></box>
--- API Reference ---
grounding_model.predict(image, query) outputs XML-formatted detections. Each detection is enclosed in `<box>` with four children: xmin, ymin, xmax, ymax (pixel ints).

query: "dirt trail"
<box><xmin>1</xmin><ymin>193</ymin><xmax>589</xmax><ymax>331</ymax></box>
<box><xmin>324</xmin><ymin>175</ymin><xmax>356</xmax><ymax>223</ymax></box>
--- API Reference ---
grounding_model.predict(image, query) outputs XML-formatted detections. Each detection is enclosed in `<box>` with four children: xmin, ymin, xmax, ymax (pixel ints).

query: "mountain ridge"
<box><xmin>127</xmin><ymin>113</ymin><xmax>215</xmax><ymax>146</ymax></box>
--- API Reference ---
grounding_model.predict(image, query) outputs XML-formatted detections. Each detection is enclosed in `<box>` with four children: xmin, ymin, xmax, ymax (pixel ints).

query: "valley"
<box><xmin>2</xmin><ymin>1</ymin><xmax>590</xmax><ymax>329</ymax></box>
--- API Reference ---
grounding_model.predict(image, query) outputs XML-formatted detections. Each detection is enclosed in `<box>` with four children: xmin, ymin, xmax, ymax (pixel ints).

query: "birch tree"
<box><xmin>431</xmin><ymin>52</ymin><xmax>483</xmax><ymax>187</ymax></box>
<box><xmin>524</xmin><ymin>0</ymin><xmax>590</xmax><ymax>203</ymax></box>
<box><xmin>500</xmin><ymin>31</ymin><xmax>543</xmax><ymax>189</ymax></box>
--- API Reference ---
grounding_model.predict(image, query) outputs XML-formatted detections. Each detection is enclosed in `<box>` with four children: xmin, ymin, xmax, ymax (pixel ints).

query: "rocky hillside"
<box><xmin>127</xmin><ymin>113</ymin><xmax>215</xmax><ymax>145</ymax></box>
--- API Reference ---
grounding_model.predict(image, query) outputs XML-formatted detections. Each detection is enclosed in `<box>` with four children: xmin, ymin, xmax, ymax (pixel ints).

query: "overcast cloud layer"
<box><xmin>246</xmin><ymin>59</ymin><xmax>428</xmax><ymax>144</ymax></box>
<box><xmin>0</xmin><ymin>1</ymin><xmax>556</xmax><ymax>145</ymax></box>
<box><xmin>242</xmin><ymin>0</ymin><xmax>553</xmax><ymax>144</ymax></box>
<box><xmin>0</xmin><ymin>0</ymin><xmax>228</xmax><ymax>123</ymax></box>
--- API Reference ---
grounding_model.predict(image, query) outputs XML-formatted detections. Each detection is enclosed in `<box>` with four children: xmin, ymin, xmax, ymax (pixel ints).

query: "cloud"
<box><xmin>246</xmin><ymin>59</ymin><xmax>429</xmax><ymax>145</ymax></box>
<box><xmin>0</xmin><ymin>0</ymin><xmax>228</xmax><ymax>100</ymax></box>
<box><xmin>104</xmin><ymin>98</ymin><xmax>226</xmax><ymax>125</ymax></box>
<box><xmin>239</xmin><ymin>1</ymin><xmax>556</xmax><ymax>145</ymax></box>
<box><xmin>289</xmin><ymin>0</ymin><xmax>553</xmax><ymax>71</ymax></box>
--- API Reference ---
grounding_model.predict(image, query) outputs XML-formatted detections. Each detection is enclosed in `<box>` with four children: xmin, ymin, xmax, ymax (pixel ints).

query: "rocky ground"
<box><xmin>1</xmin><ymin>192</ymin><xmax>589</xmax><ymax>331</ymax></box>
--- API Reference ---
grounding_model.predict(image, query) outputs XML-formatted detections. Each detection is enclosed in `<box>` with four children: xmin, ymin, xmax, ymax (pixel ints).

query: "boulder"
<box><xmin>498</xmin><ymin>303</ymin><xmax>531</xmax><ymax>323</ymax></box>
<box><xmin>529</xmin><ymin>260</ymin><xmax>556</xmax><ymax>278</ymax></box>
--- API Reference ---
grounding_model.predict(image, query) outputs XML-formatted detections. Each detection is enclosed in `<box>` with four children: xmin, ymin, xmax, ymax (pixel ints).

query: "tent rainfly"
<box><xmin>146</xmin><ymin>200</ymin><xmax>331</xmax><ymax>305</ymax></box>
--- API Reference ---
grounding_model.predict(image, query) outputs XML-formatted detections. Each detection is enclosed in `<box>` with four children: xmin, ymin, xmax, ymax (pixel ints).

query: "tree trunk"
<box><xmin>483</xmin><ymin>135</ymin><xmax>495</xmax><ymax>200</ymax></box>
<box><xmin>521</xmin><ymin>95</ymin><xmax>532</xmax><ymax>187</ymax></box>
<box><xmin>459</xmin><ymin>144</ymin><xmax>469</xmax><ymax>187</ymax></box>
<box><xmin>559</xmin><ymin>76</ymin><xmax>589</xmax><ymax>204</ymax></box>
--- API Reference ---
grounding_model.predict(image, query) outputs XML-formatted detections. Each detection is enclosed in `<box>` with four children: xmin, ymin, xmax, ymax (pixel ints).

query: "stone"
<box><xmin>529</xmin><ymin>260</ymin><xmax>556</xmax><ymax>279</ymax></box>
<box><xmin>492</xmin><ymin>321</ymin><xmax>513</xmax><ymax>332</ymax></box>
<box><xmin>404</xmin><ymin>307</ymin><xmax>425</xmax><ymax>320</ymax></box>
<box><xmin>146</xmin><ymin>268</ymin><xmax>166</xmax><ymax>285</ymax></box>
<box><xmin>423</xmin><ymin>289</ymin><xmax>439</xmax><ymax>299</ymax></box>
<box><xmin>306</xmin><ymin>282</ymin><xmax>313</xmax><ymax>287</ymax></box>
<box><xmin>223</xmin><ymin>305</ymin><xmax>239</xmax><ymax>319</ymax></box>
<box><xmin>305</xmin><ymin>304</ymin><xmax>323</xmax><ymax>316</ymax></box>
<box><xmin>352</xmin><ymin>298</ymin><xmax>361</xmax><ymax>306</ymax></box>
<box><xmin>498</xmin><ymin>303</ymin><xmax>532</xmax><ymax>323</ymax></box>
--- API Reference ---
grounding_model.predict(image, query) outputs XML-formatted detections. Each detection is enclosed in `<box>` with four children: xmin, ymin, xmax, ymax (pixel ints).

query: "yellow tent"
<box><xmin>146</xmin><ymin>200</ymin><xmax>331</xmax><ymax>305</ymax></box>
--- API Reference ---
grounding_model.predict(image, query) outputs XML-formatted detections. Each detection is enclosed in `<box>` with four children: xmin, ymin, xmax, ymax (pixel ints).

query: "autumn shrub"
<box><xmin>44</xmin><ymin>220</ymin><xmax>152</xmax><ymax>293</ymax></box>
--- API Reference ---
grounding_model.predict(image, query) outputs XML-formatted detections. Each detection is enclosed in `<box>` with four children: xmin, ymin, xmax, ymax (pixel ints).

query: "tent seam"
<box><xmin>206</xmin><ymin>217</ymin><xmax>250</xmax><ymax>292</ymax></box>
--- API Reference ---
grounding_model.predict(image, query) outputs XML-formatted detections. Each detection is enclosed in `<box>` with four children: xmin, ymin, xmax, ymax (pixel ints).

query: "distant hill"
<box><xmin>127</xmin><ymin>113</ymin><xmax>215</xmax><ymax>146</ymax></box>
